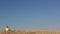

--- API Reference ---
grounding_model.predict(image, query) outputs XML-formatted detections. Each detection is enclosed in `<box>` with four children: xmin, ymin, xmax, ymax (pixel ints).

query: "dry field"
<box><xmin>0</xmin><ymin>30</ymin><xmax>60</xmax><ymax>34</ymax></box>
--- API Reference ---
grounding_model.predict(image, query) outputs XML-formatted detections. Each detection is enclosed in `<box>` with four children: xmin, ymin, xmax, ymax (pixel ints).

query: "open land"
<box><xmin>0</xmin><ymin>30</ymin><xmax>60</xmax><ymax>34</ymax></box>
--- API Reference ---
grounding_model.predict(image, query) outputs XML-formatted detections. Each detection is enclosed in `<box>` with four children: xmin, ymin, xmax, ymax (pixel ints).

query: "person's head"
<box><xmin>6</xmin><ymin>25</ymin><xmax>9</xmax><ymax>28</ymax></box>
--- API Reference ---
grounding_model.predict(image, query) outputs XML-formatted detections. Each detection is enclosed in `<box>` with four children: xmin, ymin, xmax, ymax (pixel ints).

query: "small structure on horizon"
<box><xmin>4</xmin><ymin>25</ymin><xmax>10</xmax><ymax>32</ymax></box>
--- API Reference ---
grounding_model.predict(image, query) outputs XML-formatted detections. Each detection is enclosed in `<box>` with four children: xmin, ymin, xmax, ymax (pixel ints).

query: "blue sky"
<box><xmin>0</xmin><ymin>0</ymin><xmax>60</xmax><ymax>31</ymax></box>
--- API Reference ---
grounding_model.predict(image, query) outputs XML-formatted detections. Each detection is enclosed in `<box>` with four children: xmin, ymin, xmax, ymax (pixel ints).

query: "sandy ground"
<box><xmin>0</xmin><ymin>30</ymin><xmax>60</xmax><ymax>34</ymax></box>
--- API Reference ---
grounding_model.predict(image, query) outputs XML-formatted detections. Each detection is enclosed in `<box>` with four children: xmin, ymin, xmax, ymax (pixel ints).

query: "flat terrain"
<box><xmin>0</xmin><ymin>30</ymin><xmax>60</xmax><ymax>34</ymax></box>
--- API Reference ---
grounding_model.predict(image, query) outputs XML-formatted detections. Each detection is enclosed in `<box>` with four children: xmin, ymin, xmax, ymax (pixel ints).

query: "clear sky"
<box><xmin>0</xmin><ymin>0</ymin><xmax>60</xmax><ymax>31</ymax></box>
